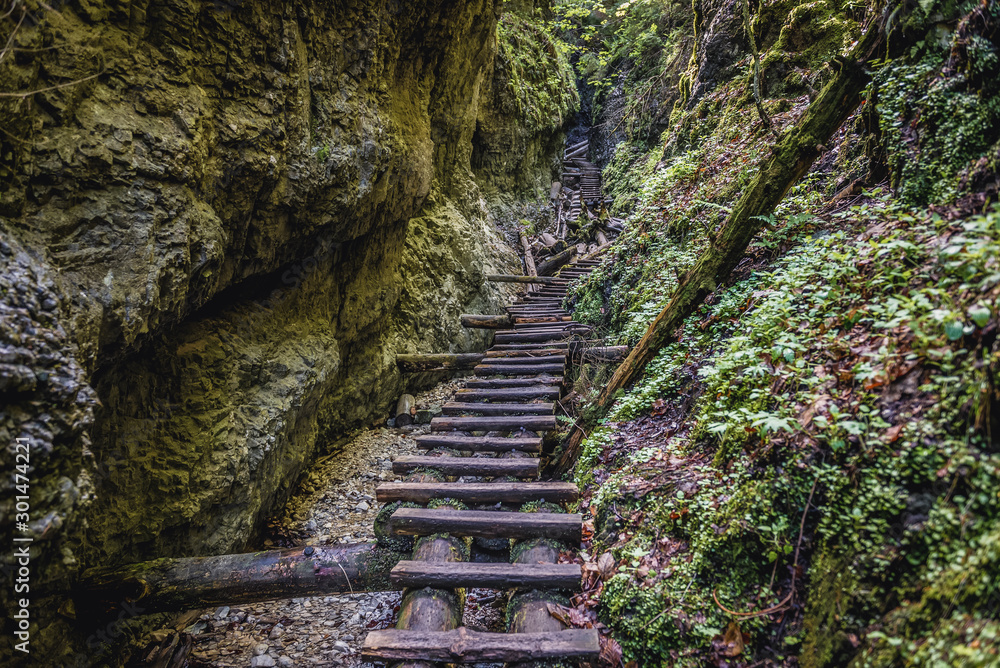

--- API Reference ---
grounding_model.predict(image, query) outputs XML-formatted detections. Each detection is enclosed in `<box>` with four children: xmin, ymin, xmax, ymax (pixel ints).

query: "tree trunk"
<box><xmin>75</xmin><ymin>543</ymin><xmax>408</xmax><ymax>615</ymax></box>
<box><xmin>556</xmin><ymin>16</ymin><xmax>888</xmax><ymax>472</ymax></box>
<box><xmin>396</xmin><ymin>394</ymin><xmax>416</xmax><ymax>426</ymax></box>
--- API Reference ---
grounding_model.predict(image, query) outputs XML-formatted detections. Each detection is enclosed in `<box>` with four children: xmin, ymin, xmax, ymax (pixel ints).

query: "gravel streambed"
<box><xmin>145</xmin><ymin>379</ymin><xmax>506</xmax><ymax>668</ymax></box>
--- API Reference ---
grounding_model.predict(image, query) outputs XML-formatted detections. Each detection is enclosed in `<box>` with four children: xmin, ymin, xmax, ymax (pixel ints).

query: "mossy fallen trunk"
<box><xmin>556</xmin><ymin>11</ymin><xmax>890</xmax><ymax>472</ymax></box>
<box><xmin>75</xmin><ymin>543</ymin><xmax>408</xmax><ymax>615</ymax></box>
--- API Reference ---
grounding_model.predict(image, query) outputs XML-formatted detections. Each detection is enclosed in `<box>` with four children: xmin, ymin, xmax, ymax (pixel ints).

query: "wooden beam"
<box><xmin>536</xmin><ymin>248</ymin><xmax>576</xmax><ymax>276</ymax></box>
<box><xmin>390</xmin><ymin>562</ymin><xmax>581</xmax><ymax>590</ymax></box>
<box><xmin>473</xmin><ymin>363</ymin><xmax>566</xmax><ymax>375</ymax></box>
<box><xmin>442</xmin><ymin>402</ymin><xmax>555</xmax><ymax>416</ymax></box>
<box><xmin>454</xmin><ymin>387</ymin><xmax>560</xmax><ymax>401</ymax></box>
<box><xmin>389</xmin><ymin>508</ymin><xmax>583</xmax><ymax>542</ymax></box>
<box><xmin>362</xmin><ymin>628</ymin><xmax>600</xmax><ymax>663</ymax></box>
<box><xmin>375</xmin><ymin>482</ymin><xmax>579</xmax><ymax>504</ymax></box>
<box><xmin>391</xmin><ymin>456</ymin><xmax>540</xmax><ymax>478</ymax></box>
<box><xmin>413</xmin><ymin>435</ymin><xmax>542</xmax><ymax>452</ymax></box>
<box><xmin>430</xmin><ymin>415</ymin><xmax>557</xmax><ymax>432</ymax></box>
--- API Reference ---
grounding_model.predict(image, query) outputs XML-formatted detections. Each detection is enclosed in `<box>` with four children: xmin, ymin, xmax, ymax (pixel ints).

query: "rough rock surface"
<box><xmin>0</xmin><ymin>0</ymin><xmax>570</xmax><ymax>663</ymax></box>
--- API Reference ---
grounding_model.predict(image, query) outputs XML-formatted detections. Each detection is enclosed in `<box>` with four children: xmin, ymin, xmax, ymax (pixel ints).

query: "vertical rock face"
<box><xmin>0</xmin><ymin>0</ymin><xmax>573</xmax><ymax>662</ymax></box>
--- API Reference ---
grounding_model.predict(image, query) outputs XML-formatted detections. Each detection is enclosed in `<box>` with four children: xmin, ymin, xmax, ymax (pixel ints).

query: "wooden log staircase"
<box><xmin>362</xmin><ymin>255</ymin><xmax>607</xmax><ymax>665</ymax></box>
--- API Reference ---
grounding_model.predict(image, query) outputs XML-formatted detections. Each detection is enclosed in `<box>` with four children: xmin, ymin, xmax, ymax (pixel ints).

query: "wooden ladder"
<box><xmin>362</xmin><ymin>259</ymin><xmax>602</xmax><ymax>665</ymax></box>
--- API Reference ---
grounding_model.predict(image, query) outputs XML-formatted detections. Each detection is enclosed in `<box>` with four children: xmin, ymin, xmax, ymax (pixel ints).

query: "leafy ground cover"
<box><xmin>552</xmin><ymin>0</ymin><xmax>1000</xmax><ymax>664</ymax></box>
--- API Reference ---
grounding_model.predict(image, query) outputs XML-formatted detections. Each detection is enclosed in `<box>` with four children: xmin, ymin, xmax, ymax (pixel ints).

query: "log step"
<box><xmin>473</xmin><ymin>363</ymin><xmax>566</xmax><ymax>375</ymax></box>
<box><xmin>463</xmin><ymin>376</ymin><xmax>562</xmax><ymax>387</ymax></box>
<box><xmin>454</xmin><ymin>387</ymin><xmax>561</xmax><ymax>401</ymax></box>
<box><xmin>390</xmin><ymin>561</ymin><xmax>581</xmax><ymax>589</ymax></box>
<box><xmin>375</xmin><ymin>481</ymin><xmax>579</xmax><ymax>504</ymax></box>
<box><xmin>480</xmin><ymin>353</ymin><xmax>566</xmax><ymax>363</ymax></box>
<box><xmin>389</xmin><ymin>508</ymin><xmax>583</xmax><ymax>542</ymax></box>
<box><xmin>485</xmin><ymin>348</ymin><xmax>566</xmax><ymax>358</ymax></box>
<box><xmin>441</xmin><ymin>402</ymin><xmax>555</xmax><ymax>416</ymax></box>
<box><xmin>392</xmin><ymin>456</ymin><xmax>539</xmax><ymax>478</ymax></box>
<box><xmin>430</xmin><ymin>415</ymin><xmax>557</xmax><ymax>432</ymax></box>
<box><xmin>362</xmin><ymin>628</ymin><xmax>600</xmax><ymax>663</ymax></box>
<box><xmin>491</xmin><ymin>335</ymin><xmax>573</xmax><ymax>345</ymax></box>
<box><xmin>414</xmin><ymin>434</ymin><xmax>542</xmax><ymax>452</ymax></box>
<box><xmin>488</xmin><ymin>343</ymin><xmax>570</xmax><ymax>351</ymax></box>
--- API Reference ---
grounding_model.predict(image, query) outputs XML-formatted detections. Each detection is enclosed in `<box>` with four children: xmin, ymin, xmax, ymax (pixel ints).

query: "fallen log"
<box><xmin>540</xmin><ymin>232</ymin><xmax>559</xmax><ymax>248</ymax></box>
<box><xmin>536</xmin><ymin>248</ymin><xmax>576</xmax><ymax>276</ymax></box>
<box><xmin>75</xmin><ymin>543</ymin><xmax>408</xmax><ymax>614</ymax></box>
<box><xmin>397</xmin><ymin>353</ymin><xmax>485</xmax><ymax>372</ymax></box>
<box><xmin>460</xmin><ymin>314</ymin><xmax>513</xmax><ymax>329</ymax></box>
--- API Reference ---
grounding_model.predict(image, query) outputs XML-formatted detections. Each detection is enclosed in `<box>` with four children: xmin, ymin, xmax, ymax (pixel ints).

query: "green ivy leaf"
<box><xmin>969</xmin><ymin>305</ymin><xmax>991</xmax><ymax>328</ymax></box>
<box><xmin>945</xmin><ymin>320</ymin><xmax>965</xmax><ymax>341</ymax></box>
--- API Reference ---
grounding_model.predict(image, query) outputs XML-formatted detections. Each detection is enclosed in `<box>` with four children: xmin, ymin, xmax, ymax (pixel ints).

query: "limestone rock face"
<box><xmin>0</xmin><ymin>0</ymin><xmax>574</xmax><ymax>662</ymax></box>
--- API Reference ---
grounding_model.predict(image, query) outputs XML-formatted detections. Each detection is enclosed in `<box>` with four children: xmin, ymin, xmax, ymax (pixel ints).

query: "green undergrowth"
<box><xmin>497</xmin><ymin>10</ymin><xmax>580</xmax><ymax>133</ymax></box>
<box><xmin>576</xmin><ymin>195</ymin><xmax>1000</xmax><ymax>665</ymax></box>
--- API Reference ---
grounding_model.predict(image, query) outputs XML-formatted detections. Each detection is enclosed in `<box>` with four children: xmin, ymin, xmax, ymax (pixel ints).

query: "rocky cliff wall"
<box><xmin>0</xmin><ymin>0</ymin><xmax>571</xmax><ymax>663</ymax></box>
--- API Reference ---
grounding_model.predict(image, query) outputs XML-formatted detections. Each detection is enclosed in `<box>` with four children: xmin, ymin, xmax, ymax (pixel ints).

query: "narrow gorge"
<box><xmin>4</xmin><ymin>0</ymin><xmax>1000</xmax><ymax>666</ymax></box>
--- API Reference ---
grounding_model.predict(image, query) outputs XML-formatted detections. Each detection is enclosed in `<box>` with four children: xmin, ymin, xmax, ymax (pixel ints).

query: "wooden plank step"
<box><xmin>390</xmin><ymin>561</ymin><xmax>581</xmax><ymax>589</ymax></box>
<box><xmin>430</xmin><ymin>415</ymin><xmax>558</xmax><ymax>432</ymax></box>
<box><xmin>487</xmin><ymin>343</ymin><xmax>570</xmax><ymax>351</ymax></box>
<box><xmin>414</xmin><ymin>434</ymin><xmax>542</xmax><ymax>452</ymax></box>
<box><xmin>473</xmin><ymin>363</ymin><xmax>566</xmax><ymax>375</ymax></box>
<box><xmin>375</xmin><ymin>481</ymin><xmax>579</xmax><ymax>504</ymax></box>
<box><xmin>506</xmin><ymin>311</ymin><xmax>569</xmax><ymax>318</ymax></box>
<box><xmin>513</xmin><ymin>316</ymin><xmax>572</xmax><ymax>323</ymax></box>
<box><xmin>392</xmin><ymin>456</ymin><xmax>539</xmax><ymax>478</ymax></box>
<box><xmin>455</xmin><ymin>386</ymin><xmax>561</xmax><ymax>401</ymax></box>
<box><xmin>485</xmin><ymin>348</ymin><xmax>566</xmax><ymax>358</ymax></box>
<box><xmin>462</xmin><ymin>377</ymin><xmax>562</xmax><ymax>387</ymax></box>
<box><xmin>493</xmin><ymin>334</ymin><xmax>573</xmax><ymax>345</ymax></box>
<box><xmin>362</xmin><ymin>628</ymin><xmax>600</xmax><ymax>663</ymax></box>
<box><xmin>511</xmin><ymin>323</ymin><xmax>579</xmax><ymax>330</ymax></box>
<box><xmin>479</xmin><ymin>353</ymin><xmax>566</xmax><ymax>363</ymax></box>
<box><xmin>389</xmin><ymin>508</ymin><xmax>583</xmax><ymax>542</ymax></box>
<box><xmin>441</xmin><ymin>402</ymin><xmax>555</xmax><ymax>416</ymax></box>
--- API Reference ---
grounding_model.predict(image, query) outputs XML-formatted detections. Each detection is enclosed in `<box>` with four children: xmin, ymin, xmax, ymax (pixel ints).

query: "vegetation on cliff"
<box><xmin>558</xmin><ymin>0</ymin><xmax>1000</xmax><ymax>664</ymax></box>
